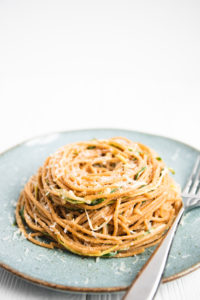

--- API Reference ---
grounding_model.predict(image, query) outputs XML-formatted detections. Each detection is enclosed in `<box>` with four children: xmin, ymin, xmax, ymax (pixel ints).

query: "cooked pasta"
<box><xmin>16</xmin><ymin>137</ymin><xmax>182</xmax><ymax>257</ymax></box>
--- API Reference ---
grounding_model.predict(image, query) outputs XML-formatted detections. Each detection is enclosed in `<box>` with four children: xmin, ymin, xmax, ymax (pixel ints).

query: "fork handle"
<box><xmin>123</xmin><ymin>206</ymin><xmax>184</xmax><ymax>300</ymax></box>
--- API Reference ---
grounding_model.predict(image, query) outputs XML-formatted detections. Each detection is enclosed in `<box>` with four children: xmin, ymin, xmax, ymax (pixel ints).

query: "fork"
<box><xmin>123</xmin><ymin>155</ymin><xmax>200</xmax><ymax>300</ymax></box>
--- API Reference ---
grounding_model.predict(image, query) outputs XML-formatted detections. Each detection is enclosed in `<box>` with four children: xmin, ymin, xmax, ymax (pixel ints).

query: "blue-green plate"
<box><xmin>0</xmin><ymin>128</ymin><xmax>200</xmax><ymax>293</ymax></box>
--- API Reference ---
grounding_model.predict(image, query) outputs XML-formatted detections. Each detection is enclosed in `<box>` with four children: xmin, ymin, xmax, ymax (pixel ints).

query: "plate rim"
<box><xmin>1</xmin><ymin>127</ymin><xmax>199</xmax><ymax>155</ymax></box>
<box><xmin>1</xmin><ymin>127</ymin><xmax>200</xmax><ymax>293</ymax></box>
<box><xmin>1</xmin><ymin>260</ymin><xmax>200</xmax><ymax>293</ymax></box>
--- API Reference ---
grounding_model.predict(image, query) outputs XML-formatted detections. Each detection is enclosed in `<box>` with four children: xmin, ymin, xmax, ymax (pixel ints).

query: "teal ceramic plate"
<box><xmin>0</xmin><ymin>128</ymin><xmax>200</xmax><ymax>293</ymax></box>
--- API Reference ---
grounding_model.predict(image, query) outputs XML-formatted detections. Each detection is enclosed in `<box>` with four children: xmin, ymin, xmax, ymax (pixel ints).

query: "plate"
<box><xmin>0</xmin><ymin>128</ymin><xmax>200</xmax><ymax>293</ymax></box>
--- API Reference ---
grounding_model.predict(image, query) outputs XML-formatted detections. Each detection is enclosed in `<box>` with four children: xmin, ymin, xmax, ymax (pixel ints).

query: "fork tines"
<box><xmin>182</xmin><ymin>155</ymin><xmax>200</xmax><ymax>196</ymax></box>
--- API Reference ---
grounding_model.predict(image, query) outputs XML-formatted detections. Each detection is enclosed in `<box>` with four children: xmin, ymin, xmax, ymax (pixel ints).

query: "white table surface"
<box><xmin>0</xmin><ymin>1</ymin><xmax>200</xmax><ymax>299</ymax></box>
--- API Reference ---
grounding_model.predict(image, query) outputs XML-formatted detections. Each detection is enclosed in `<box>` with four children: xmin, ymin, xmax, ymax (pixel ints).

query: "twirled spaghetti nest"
<box><xmin>16</xmin><ymin>137</ymin><xmax>182</xmax><ymax>257</ymax></box>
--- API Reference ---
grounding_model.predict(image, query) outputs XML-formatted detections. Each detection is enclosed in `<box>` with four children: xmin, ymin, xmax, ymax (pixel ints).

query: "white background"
<box><xmin>0</xmin><ymin>1</ymin><xmax>200</xmax><ymax>299</ymax></box>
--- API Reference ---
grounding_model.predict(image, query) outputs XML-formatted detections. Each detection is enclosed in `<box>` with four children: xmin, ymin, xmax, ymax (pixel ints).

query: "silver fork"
<box><xmin>123</xmin><ymin>154</ymin><xmax>200</xmax><ymax>300</ymax></box>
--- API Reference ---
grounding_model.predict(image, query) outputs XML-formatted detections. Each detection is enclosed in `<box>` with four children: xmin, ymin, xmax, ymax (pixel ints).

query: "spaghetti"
<box><xmin>16</xmin><ymin>137</ymin><xmax>182</xmax><ymax>257</ymax></box>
